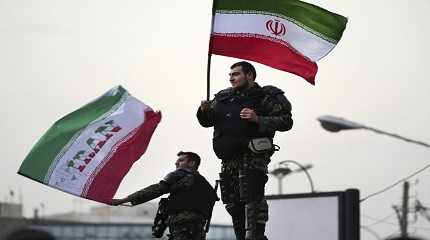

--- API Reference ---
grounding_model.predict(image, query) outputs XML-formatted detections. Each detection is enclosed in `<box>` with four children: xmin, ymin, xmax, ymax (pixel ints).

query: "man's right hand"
<box><xmin>200</xmin><ymin>100</ymin><xmax>211</xmax><ymax>111</ymax></box>
<box><xmin>111</xmin><ymin>198</ymin><xmax>126</xmax><ymax>206</ymax></box>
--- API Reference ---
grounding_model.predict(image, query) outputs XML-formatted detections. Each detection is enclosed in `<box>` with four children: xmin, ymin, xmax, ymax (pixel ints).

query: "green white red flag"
<box><xmin>18</xmin><ymin>86</ymin><xmax>161</xmax><ymax>204</ymax></box>
<box><xmin>209</xmin><ymin>0</ymin><xmax>348</xmax><ymax>84</ymax></box>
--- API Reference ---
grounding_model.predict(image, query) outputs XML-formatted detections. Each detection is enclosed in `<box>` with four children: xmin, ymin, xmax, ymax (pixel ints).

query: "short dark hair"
<box><xmin>231</xmin><ymin>61</ymin><xmax>256</xmax><ymax>79</ymax></box>
<box><xmin>177</xmin><ymin>151</ymin><xmax>201</xmax><ymax>169</ymax></box>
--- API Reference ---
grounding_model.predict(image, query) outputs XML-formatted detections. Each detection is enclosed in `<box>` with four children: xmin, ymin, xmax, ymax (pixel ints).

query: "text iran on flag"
<box><xmin>209</xmin><ymin>0</ymin><xmax>348</xmax><ymax>84</ymax></box>
<box><xmin>18</xmin><ymin>86</ymin><xmax>161</xmax><ymax>204</ymax></box>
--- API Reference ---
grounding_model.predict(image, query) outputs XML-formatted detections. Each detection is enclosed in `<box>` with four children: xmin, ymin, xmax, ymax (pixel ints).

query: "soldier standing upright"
<box><xmin>197</xmin><ymin>61</ymin><xmax>293</xmax><ymax>240</ymax></box>
<box><xmin>112</xmin><ymin>151</ymin><xmax>218</xmax><ymax>240</ymax></box>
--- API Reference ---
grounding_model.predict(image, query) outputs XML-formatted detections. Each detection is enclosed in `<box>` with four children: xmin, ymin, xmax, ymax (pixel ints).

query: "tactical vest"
<box><xmin>167</xmin><ymin>172</ymin><xmax>217</xmax><ymax>219</ymax></box>
<box><xmin>212</xmin><ymin>85</ymin><xmax>273</xmax><ymax>160</ymax></box>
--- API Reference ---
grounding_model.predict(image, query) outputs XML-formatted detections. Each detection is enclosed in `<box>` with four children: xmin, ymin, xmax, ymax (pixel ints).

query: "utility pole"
<box><xmin>401</xmin><ymin>181</ymin><xmax>409</xmax><ymax>238</ymax></box>
<box><xmin>389</xmin><ymin>181</ymin><xmax>430</xmax><ymax>240</ymax></box>
<box><xmin>393</xmin><ymin>181</ymin><xmax>410</xmax><ymax>239</ymax></box>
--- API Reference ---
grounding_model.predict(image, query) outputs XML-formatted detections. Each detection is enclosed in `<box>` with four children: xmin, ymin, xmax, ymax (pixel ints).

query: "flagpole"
<box><xmin>206</xmin><ymin>0</ymin><xmax>216</xmax><ymax>101</ymax></box>
<box><xmin>206</xmin><ymin>55</ymin><xmax>212</xmax><ymax>101</ymax></box>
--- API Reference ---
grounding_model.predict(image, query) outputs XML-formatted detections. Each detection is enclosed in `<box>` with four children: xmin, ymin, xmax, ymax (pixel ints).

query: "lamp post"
<box><xmin>269</xmin><ymin>166</ymin><xmax>292</xmax><ymax>195</ymax></box>
<box><xmin>269</xmin><ymin>160</ymin><xmax>314</xmax><ymax>194</ymax></box>
<box><xmin>317</xmin><ymin>115</ymin><xmax>430</xmax><ymax>148</ymax></box>
<box><xmin>317</xmin><ymin>115</ymin><xmax>430</xmax><ymax>239</ymax></box>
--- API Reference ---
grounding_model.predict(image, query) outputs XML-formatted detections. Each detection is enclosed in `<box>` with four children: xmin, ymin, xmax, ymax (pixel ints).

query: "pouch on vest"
<box><xmin>248</xmin><ymin>137</ymin><xmax>274</xmax><ymax>154</ymax></box>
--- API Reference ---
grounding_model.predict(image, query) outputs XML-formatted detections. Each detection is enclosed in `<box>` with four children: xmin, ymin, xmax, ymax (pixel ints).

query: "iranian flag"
<box><xmin>209</xmin><ymin>0</ymin><xmax>348</xmax><ymax>84</ymax></box>
<box><xmin>18</xmin><ymin>86</ymin><xmax>161</xmax><ymax>204</ymax></box>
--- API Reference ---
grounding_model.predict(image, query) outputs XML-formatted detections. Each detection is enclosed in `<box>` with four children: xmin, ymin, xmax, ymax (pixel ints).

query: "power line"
<box><xmin>409</xmin><ymin>224</ymin><xmax>430</xmax><ymax>232</ymax></box>
<box><xmin>362</xmin><ymin>213</ymin><xmax>397</xmax><ymax>227</ymax></box>
<box><xmin>362</xmin><ymin>215</ymin><xmax>398</xmax><ymax>227</ymax></box>
<box><xmin>361</xmin><ymin>226</ymin><xmax>383</xmax><ymax>240</ymax></box>
<box><xmin>360</xmin><ymin>162</ymin><xmax>430</xmax><ymax>202</ymax></box>
<box><xmin>384</xmin><ymin>230</ymin><xmax>400</xmax><ymax>239</ymax></box>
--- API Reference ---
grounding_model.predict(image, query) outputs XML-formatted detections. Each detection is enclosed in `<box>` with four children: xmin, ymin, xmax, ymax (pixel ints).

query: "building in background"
<box><xmin>0</xmin><ymin>201</ymin><xmax>234</xmax><ymax>240</ymax></box>
<box><xmin>31</xmin><ymin>219</ymin><xmax>234</xmax><ymax>240</ymax></box>
<box><xmin>44</xmin><ymin>203</ymin><xmax>158</xmax><ymax>223</ymax></box>
<box><xmin>0</xmin><ymin>202</ymin><xmax>23</xmax><ymax>218</ymax></box>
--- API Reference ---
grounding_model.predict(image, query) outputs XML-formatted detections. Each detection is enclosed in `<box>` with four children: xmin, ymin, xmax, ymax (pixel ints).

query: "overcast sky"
<box><xmin>1</xmin><ymin>0</ymin><xmax>430</xmax><ymax>239</ymax></box>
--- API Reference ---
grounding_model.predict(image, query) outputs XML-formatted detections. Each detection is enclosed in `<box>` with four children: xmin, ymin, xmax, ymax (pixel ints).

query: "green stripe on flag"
<box><xmin>214</xmin><ymin>0</ymin><xmax>347</xmax><ymax>42</ymax></box>
<box><xmin>18</xmin><ymin>86</ymin><xmax>127</xmax><ymax>182</ymax></box>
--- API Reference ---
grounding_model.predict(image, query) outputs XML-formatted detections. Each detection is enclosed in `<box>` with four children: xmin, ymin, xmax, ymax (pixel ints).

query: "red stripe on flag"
<box><xmin>85</xmin><ymin>110</ymin><xmax>162</xmax><ymax>204</ymax></box>
<box><xmin>210</xmin><ymin>35</ymin><xmax>318</xmax><ymax>84</ymax></box>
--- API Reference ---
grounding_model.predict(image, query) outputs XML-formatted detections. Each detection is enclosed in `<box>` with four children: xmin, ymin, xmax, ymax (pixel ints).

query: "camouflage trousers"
<box><xmin>220</xmin><ymin>150</ymin><xmax>270</xmax><ymax>240</ymax></box>
<box><xmin>167</xmin><ymin>211</ymin><xmax>206</xmax><ymax>240</ymax></box>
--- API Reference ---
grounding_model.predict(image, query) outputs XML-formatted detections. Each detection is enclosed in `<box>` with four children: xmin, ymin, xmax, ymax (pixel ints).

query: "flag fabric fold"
<box><xmin>18</xmin><ymin>86</ymin><xmax>161</xmax><ymax>204</ymax></box>
<box><xmin>209</xmin><ymin>0</ymin><xmax>348</xmax><ymax>84</ymax></box>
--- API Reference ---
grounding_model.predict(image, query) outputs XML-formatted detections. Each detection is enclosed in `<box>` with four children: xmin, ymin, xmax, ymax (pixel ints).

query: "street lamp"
<box><xmin>318</xmin><ymin>115</ymin><xmax>429</xmax><ymax>239</ymax></box>
<box><xmin>317</xmin><ymin>115</ymin><xmax>430</xmax><ymax>148</ymax></box>
<box><xmin>269</xmin><ymin>160</ymin><xmax>314</xmax><ymax>194</ymax></box>
<box><xmin>269</xmin><ymin>165</ymin><xmax>291</xmax><ymax>195</ymax></box>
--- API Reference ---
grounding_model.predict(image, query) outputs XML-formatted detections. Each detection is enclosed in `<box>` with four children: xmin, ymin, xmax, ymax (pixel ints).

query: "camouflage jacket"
<box><xmin>127</xmin><ymin>169</ymin><xmax>195</xmax><ymax>206</ymax></box>
<box><xmin>197</xmin><ymin>83</ymin><xmax>293</xmax><ymax>137</ymax></box>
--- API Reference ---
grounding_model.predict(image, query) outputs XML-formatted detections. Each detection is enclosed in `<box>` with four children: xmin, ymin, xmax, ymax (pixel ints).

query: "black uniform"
<box><xmin>127</xmin><ymin>169</ymin><xmax>218</xmax><ymax>240</ymax></box>
<box><xmin>196</xmin><ymin>83</ymin><xmax>293</xmax><ymax>240</ymax></box>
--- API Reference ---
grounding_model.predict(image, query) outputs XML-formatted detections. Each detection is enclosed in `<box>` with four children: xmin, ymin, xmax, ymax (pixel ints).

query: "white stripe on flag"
<box><xmin>47</xmin><ymin>96</ymin><xmax>148</xmax><ymax>196</ymax></box>
<box><xmin>213</xmin><ymin>13</ymin><xmax>335</xmax><ymax>61</ymax></box>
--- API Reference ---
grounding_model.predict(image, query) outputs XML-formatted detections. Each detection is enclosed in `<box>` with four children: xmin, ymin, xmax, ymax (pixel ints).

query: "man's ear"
<box><xmin>189</xmin><ymin>160</ymin><xmax>196</xmax><ymax>168</ymax></box>
<box><xmin>246</xmin><ymin>72</ymin><xmax>254</xmax><ymax>81</ymax></box>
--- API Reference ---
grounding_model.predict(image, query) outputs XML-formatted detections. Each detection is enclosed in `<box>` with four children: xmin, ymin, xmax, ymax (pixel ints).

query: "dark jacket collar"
<box><xmin>215</xmin><ymin>82</ymin><xmax>264</xmax><ymax>101</ymax></box>
<box><xmin>234</xmin><ymin>82</ymin><xmax>262</xmax><ymax>95</ymax></box>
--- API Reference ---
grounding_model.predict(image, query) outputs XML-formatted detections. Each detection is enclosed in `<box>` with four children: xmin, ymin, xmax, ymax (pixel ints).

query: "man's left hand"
<box><xmin>240</xmin><ymin>108</ymin><xmax>258</xmax><ymax>122</ymax></box>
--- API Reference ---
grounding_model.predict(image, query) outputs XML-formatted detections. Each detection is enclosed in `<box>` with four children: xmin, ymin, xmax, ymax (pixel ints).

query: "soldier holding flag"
<box><xmin>112</xmin><ymin>151</ymin><xmax>218</xmax><ymax>240</ymax></box>
<box><xmin>197</xmin><ymin>61</ymin><xmax>293</xmax><ymax>240</ymax></box>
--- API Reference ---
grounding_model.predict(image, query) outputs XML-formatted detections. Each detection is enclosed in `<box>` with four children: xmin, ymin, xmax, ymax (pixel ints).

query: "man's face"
<box><xmin>229</xmin><ymin>66</ymin><xmax>252</xmax><ymax>90</ymax></box>
<box><xmin>175</xmin><ymin>155</ymin><xmax>194</xmax><ymax>170</ymax></box>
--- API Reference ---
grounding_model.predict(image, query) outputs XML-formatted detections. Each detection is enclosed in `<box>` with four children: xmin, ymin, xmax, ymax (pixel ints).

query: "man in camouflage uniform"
<box><xmin>197</xmin><ymin>61</ymin><xmax>293</xmax><ymax>240</ymax></box>
<box><xmin>112</xmin><ymin>151</ymin><xmax>218</xmax><ymax>240</ymax></box>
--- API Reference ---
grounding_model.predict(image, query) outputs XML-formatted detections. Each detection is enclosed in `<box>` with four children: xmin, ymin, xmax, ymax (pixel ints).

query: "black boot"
<box><xmin>245</xmin><ymin>201</ymin><xmax>268</xmax><ymax>240</ymax></box>
<box><xmin>232</xmin><ymin>217</ymin><xmax>246</xmax><ymax>240</ymax></box>
<box><xmin>226</xmin><ymin>203</ymin><xmax>246</xmax><ymax>240</ymax></box>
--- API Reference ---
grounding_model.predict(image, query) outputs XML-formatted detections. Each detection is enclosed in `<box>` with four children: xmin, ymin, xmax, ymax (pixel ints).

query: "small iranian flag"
<box><xmin>209</xmin><ymin>0</ymin><xmax>348</xmax><ymax>84</ymax></box>
<box><xmin>18</xmin><ymin>86</ymin><xmax>161</xmax><ymax>204</ymax></box>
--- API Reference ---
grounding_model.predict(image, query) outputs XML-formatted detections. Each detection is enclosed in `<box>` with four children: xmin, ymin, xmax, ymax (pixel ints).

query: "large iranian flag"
<box><xmin>209</xmin><ymin>0</ymin><xmax>348</xmax><ymax>84</ymax></box>
<box><xmin>18</xmin><ymin>86</ymin><xmax>161</xmax><ymax>204</ymax></box>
